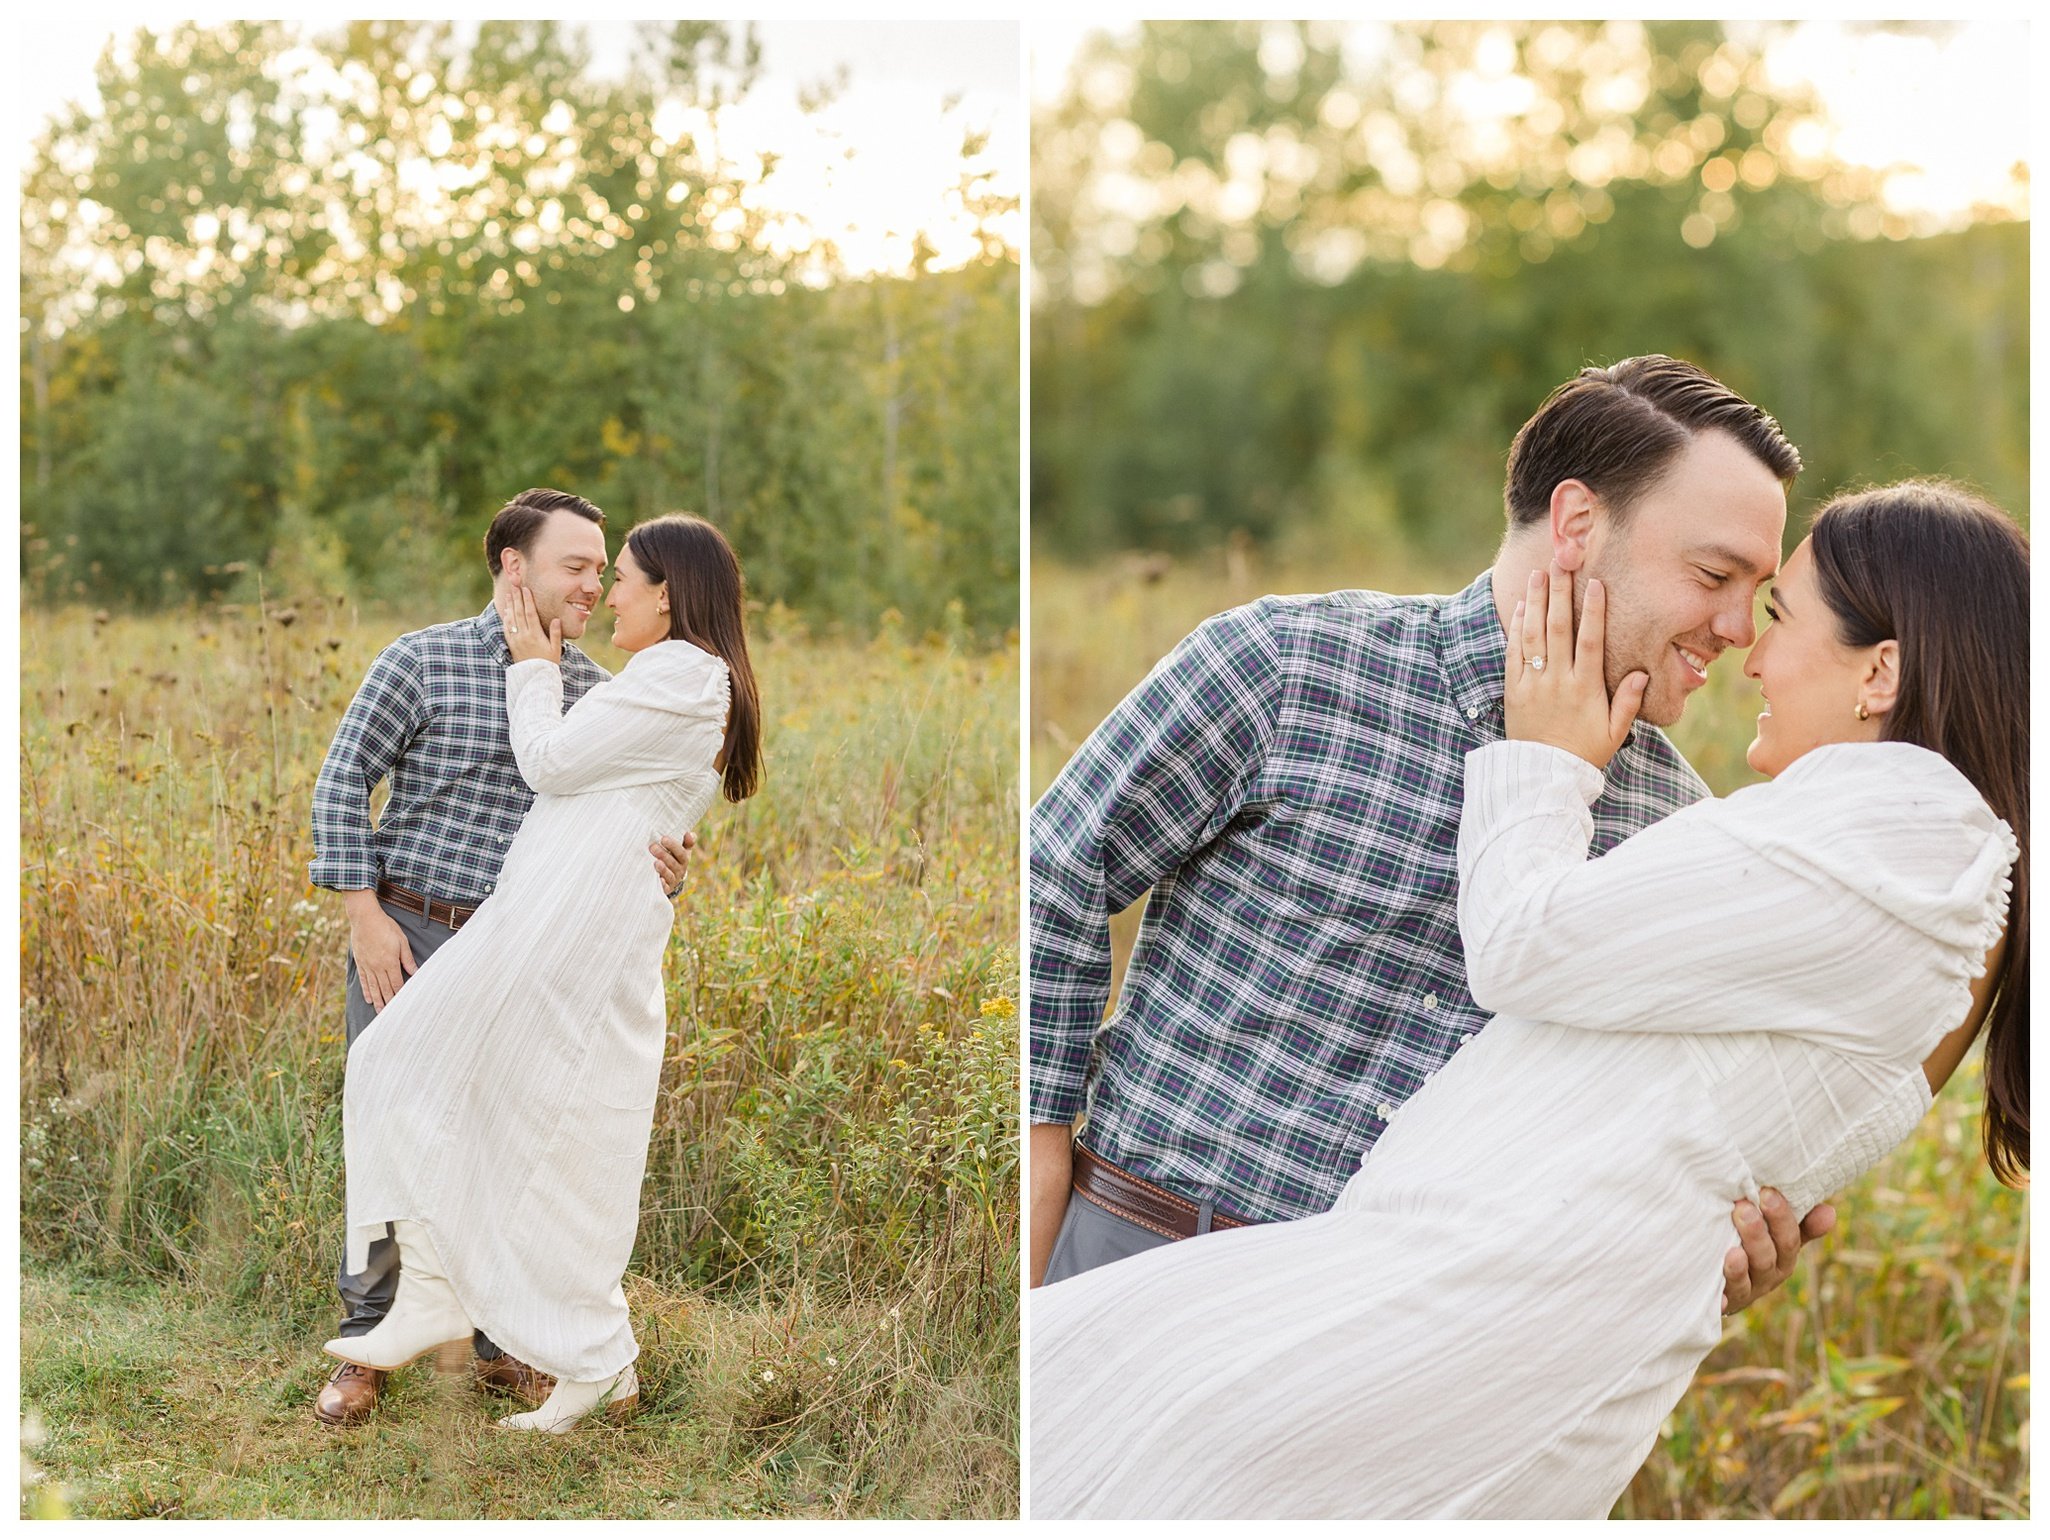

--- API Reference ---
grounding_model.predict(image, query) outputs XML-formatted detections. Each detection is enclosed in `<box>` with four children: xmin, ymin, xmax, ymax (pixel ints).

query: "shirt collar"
<box><xmin>1437</xmin><ymin>569</ymin><xmax>1507</xmax><ymax>723</ymax></box>
<box><xmin>474</xmin><ymin>600</ymin><xmax>513</xmax><ymax>664</ymax></box>
<box><xmin>1437</xmin><ymin>567</ymin><xmax>1641</xmax><ymax>752</ymax></box>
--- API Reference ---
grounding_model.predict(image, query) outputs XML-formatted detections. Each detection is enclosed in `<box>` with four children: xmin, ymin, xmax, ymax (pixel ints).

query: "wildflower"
<box><xmin>979</xmin><ymin>996</ymin><xmax>1015</xmax><ymax>1019</ymax></box>
<box><xmin>761</xmin><ymin>1369</ymin><xmax>775</xmax><ymax>1384</ymax></box>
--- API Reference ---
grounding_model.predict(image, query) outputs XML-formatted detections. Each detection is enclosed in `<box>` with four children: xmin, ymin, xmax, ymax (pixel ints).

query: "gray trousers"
<box><xmin>335</xmin><ymin>895</ymin><xmax>502</xmax><ymax>1358</ymax></box>
<box><xmin>1042</xmin><ymin>1190</ymin><xmax>1204</xmax><ymax>1285</ymax></box>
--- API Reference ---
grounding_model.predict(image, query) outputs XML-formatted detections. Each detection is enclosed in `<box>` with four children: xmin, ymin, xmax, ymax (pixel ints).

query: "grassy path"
<box><xmin>21</xmin><ymin>1260</ymin><xmax>1011</xmax><ymax>1519</ymax></box>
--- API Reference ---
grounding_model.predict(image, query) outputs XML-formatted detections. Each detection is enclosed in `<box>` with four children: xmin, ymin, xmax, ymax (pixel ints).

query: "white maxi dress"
<box><xmin>343</xmin><ymin>639</ymin><xmax>729</xmax><ymax>1382</ymax></box>
<box><xmin>1031</xmin><ymin>739</ymin><xmax>2015</xmax><ymax>1519</ymax></box>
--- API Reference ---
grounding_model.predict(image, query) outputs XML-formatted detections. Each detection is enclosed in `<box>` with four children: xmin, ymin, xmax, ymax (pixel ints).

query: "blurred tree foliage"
<box><xmin>21</xmin><ymin>21</ymin><xmax>1019</xmax><ymax>635</ymax></box>
<box><xmin>1031</xmin><ymin>21</ymin><xmax>2027</xmax><ymax>563</ymax></box>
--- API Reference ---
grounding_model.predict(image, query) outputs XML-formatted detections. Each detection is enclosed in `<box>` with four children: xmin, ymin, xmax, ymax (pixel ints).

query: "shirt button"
<box><xmin>1377</xmin><ymin>1102</ymin><xmax>1393</xmax><ymax>1119</ymax></box>
<box><xmin>1460</xmin><ymin>1033</ymin><xmax>1473</xmax><ymax>1044</ymax></box>
<box><xmin>1422</xmin><ymin>993</ymin><xmax>1439</xmax><ymax>1011</ymax></box>
<box><xmin>1465</xmin><ymin>705</ymin><xmax>1480</xmax><ymax>720</ymax></box>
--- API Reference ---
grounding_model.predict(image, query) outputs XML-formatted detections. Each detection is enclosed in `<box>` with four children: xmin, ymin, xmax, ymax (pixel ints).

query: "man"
<box><xmin>308</xmin><ymin>488</ymin><xmax>693</xmax><ymax>1427</ymax></box>
<box><xmin>1030</xmin><ymin>356</ymin><xmax>1834</xmax><ymax>1305</ymax></box>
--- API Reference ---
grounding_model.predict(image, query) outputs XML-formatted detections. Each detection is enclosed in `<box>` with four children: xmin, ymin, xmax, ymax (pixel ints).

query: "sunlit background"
<box><xmin>1032</xmin><ymin>20</ymin><xmax>2025</xmax><ymax>305</ymax></box>
<box><xmin>1033</xmin><ymin>20</ymin><xmax>2024</xmax><ymax>275</ymax></box>
<box><xmin>24</xmin><ymin>18</ymin><xmax>1023</xmax><ymax>289</ymax></box>
<box><xmin>19</xmin><ymin>20</ymin><xmax>1021</xmax><ymax>634</ymax></box>
<box><xmin>1029</xmin><ymin>19</ymin><xmax>2027</xmax><ymax>570</ymax></box>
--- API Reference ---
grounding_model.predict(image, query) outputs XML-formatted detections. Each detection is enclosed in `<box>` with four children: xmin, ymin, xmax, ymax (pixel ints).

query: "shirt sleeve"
<box><xmin>505</xmin><ymin>654</ymin><xmax>727</xmax><ymax>796</ymax></box>
<box><xmin>1029</xmin><ymin>604</ymin><xmax>1283</xmax><ymax>1123</ymax></box>
<box><xmin>309</xmin><ymin>640</ymin><xmax>427</xmax><ymax>892</ymax></box>
<box><xmin>1455</xmin><ymin>741</ymin><xmax>1972</xmax><ymax>1061</ymax></box>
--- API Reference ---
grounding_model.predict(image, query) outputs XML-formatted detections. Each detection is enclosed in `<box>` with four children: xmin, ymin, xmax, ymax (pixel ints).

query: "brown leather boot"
<box><xmin>314</xmin><ymin>1360</ymin><xmax>387</xmax><ymax>1427</ymax></box>
<box><xmin>475</xmin><ymin>1353</ymin><xmax>556</xmax><ymax>1407</ymax></box>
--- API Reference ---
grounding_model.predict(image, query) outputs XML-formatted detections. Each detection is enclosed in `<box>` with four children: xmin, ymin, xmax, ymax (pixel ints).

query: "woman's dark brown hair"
<box><xmin>1809</xmin><ymin>479</ymin><xmax>2028</xmax><ymax>1184</ymax></box>
<box><xmin>624</xmin><ymin>514</ymin><xmax>762</xmax><ymax>803</ymax></box>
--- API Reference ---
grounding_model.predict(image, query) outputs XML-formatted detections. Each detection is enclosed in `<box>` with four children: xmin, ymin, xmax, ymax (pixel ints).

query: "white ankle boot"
<box><xmin>497</xmin><ymin>1366</ymin><xmax>639</xmax><ymax>1433</ymax></box>
<box><xmin>322</xmin><ymin>1220</ymin><xmax>474</xmax><ymax>1371</ymax></box>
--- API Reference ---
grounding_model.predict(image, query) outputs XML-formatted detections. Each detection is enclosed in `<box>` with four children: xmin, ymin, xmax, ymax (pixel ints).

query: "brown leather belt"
<box><xmin>376</xmin><ymin>880</ymin><xmax>480</xmax><ymax>931</ymax></box>
<box><xmin>1072</xmin><ymin>1143</ymin><xmax>1255</xmax><ymax>1241</ymax></box>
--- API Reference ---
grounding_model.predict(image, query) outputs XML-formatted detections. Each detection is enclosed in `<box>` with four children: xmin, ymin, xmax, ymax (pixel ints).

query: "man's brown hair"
<box><xmin>484</xmin><ymin>488</ymin><xmax>605</xmax><ymax>575</ymax></box>
<box><xmin>1504</xmin><ymin>356</ymin><xmax>1801</xmax><ymax>528</ymax></box>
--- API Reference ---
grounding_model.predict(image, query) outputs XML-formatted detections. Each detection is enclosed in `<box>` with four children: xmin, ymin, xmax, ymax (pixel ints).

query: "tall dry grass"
<box><xmin>20</xmin><ymin>594</ymin><xmax>1019</xmax><ymax>1517</ymax></box>
<box><xmin>1031</xmin><ymin>548</ymin><xmax>2027</xmax><ymax>1520</ymax></box>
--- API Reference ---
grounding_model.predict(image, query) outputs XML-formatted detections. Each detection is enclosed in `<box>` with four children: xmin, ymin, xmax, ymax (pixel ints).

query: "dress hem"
<box><xmin>345</xmin><ymin>1212</ymin><xmax>640</xmax><ymax>1383</ymax></box>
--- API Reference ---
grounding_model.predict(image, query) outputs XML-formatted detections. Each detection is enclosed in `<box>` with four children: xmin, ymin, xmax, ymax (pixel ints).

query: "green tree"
<box><xmin>1030</xmin><ymin>21</ymin><xmax>2026</xmax><ymax>561</ymax></box>
<box><xmin>22</xmin><ymin>21</ymin><xmax>1020</xmax><ymax>635</ymax></box>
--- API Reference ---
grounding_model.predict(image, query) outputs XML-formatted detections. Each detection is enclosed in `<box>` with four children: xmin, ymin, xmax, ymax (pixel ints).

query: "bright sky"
<box><xmin>1032</xmin><ymin>20</ymin><xmax>2029</xmax><ymax>228</ymax></box>
<box><xmin>17</xmin><ymin>18</ymin><xmax>1023</xmax><ymax>278</ymax></box>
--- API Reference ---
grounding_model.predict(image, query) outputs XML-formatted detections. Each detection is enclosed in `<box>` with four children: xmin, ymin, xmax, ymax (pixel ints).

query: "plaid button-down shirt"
<box><xmin>1030</xmin><ymin>570</ymin><xmax>1709</xmax><ymax>1221</ymax></box>
<box><xmin>309</xmin><ymin>602</ymin><xmax>609</xmax><ymax>906</ymax></box>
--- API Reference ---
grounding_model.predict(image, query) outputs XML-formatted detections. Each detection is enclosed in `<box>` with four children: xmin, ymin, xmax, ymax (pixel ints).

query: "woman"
<box><xmin>326</xmin><ymin>514</ymin><xmax>763</xmax><ymax>1433</ymax></box>
<box><xmin>1030</xmin><ymin>481</ymin><xmax>2025</xmax><ymax>1517</ymax></box>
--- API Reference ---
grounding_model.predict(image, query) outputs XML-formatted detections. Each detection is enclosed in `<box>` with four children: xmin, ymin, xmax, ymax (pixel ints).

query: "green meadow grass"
<box><xmin>20</xmin><ymin>597</ymin><xmax>1020</xmax><ymax>1518</ymax></box>
<box><xmin>1032</xmin><ymin>551</ymin><xmax>2027</xmax><ymax>1520</ymax></box>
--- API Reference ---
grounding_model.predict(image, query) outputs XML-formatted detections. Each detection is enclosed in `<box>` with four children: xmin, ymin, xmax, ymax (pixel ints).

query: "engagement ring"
<box><xmin>1529</xmin><ymin>656</ymin><xmax>1545</xmax><ymax>672</ymax></box>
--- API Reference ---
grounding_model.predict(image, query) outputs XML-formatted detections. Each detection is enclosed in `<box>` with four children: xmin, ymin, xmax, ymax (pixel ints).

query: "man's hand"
<box><xmin>652</xmin><ymin>831</ymin><xmax>697</xmax><ymax>896</ymax></box>
<box><xmin>1029</xmin><ymin>1122</ymin><xmax>1077</xmax><ymax>1288</ymax></box>
<box><xmin>1722</xmin><ymin>1188</ymin><xmax>1835</xmax><ymax>1314</ymax></box>
<box><xmin>343</xmin><ymin>889</ymin><xmax>416</xmax><ymax>1012</ymax></box>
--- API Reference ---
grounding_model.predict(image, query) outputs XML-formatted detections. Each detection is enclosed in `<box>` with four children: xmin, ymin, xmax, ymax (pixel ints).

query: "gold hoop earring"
<box><xmin>1853</xmin><ymin>702</ymin><xmax>1870</xmax><ymax>721</ymax></box>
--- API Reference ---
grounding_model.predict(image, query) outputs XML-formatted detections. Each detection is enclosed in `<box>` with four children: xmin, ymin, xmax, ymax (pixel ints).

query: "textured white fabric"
<box><xmin>1030</xmin><ymin>740</ymin><xmax>2014</xmax><ymax>1519</ymax></box>
<box><xmin>343</xmin><ymin>639</ymin><xmax>728</xmax><ymax>1381</ymax></box>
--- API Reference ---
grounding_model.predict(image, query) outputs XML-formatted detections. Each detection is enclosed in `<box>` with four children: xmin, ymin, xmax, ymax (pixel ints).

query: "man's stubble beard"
<box><xmin>1581</xmin><ymin>549</ymin><xmax>1687</xmax><ymax>729</ymax></box>
<box><xmin>529</xmin><ymin>583</ymin><xmax>589</xmax><ymax>641</ymax></box>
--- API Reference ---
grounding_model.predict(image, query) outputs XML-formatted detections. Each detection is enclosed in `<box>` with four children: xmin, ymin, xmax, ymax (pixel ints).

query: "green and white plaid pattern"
<box><xmin>1029</xmin><ymin>570</ymin><xmax>1710</xmax><ymax>1221</ymax></box>
<box><xmin>310</xmin><ymin>602</ymin><xmax>609</xmax><ymax>906</ymax></box>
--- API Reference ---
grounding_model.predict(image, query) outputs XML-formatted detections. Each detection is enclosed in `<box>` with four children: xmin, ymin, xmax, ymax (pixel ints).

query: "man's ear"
<box><xmin>1860</xmin><ymin>639</ymin><xmax>1901</xmax><ymax>719</ymax></box>
<box><xmin>501</xmin><ymin>549</ymin><xmax>525</xmax><ymax>584</ymax></box>
<box><xmin>1548</xmin><ymin>480</ymin><xmax>1600</xmax><ymax>574</ymax></box>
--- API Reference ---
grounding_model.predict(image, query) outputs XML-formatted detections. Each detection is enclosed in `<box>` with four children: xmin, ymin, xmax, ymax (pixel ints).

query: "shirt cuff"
<box><xmin>1464</xmin><ymin>739</ymin><xmax>1606</xmax><ymax>815</ymax></box>
<box><xmin>1028</xmin><ymin>1040</ymin><xmax>1091</xmax><ymax>1125</ymax></box>
<box><xmin>309</xmin><ymin>853</ymin><xmax>380</xmax><ymax>891</ymax></box>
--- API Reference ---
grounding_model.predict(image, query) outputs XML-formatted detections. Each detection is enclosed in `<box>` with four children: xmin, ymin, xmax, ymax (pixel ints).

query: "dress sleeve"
<box><xmin>309</xmin><ymin>640</ymin><xmax>426</xmax><ymax>891</ymax></box>
<box><xmin>505</xmin><ymin>652</ymin><xmax>728</xmax><ymax>796</ymax></box>
<box><xmin>1455</xmin><ymin>741</ymin><xmax>1974</xmax><ymax>1062</ymax></box>
<box><xmin>1028</xmin><ymin>604</ymin><xmax>1283</xmax><ymax>1123</ymax></box>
